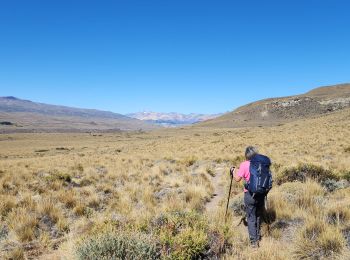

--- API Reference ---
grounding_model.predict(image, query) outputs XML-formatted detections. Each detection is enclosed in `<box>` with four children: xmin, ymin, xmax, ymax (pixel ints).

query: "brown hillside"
<box><xmin>197</xmin><ymin>83</ymin><xmax>350</xmax><ymax>128</ymax></box>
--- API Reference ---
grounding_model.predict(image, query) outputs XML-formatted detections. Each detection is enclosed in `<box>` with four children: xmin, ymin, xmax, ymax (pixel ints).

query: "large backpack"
<box><xmin>245</xmin><ymin>154</ymin><xmax>273</xmax><ymax>195</ymax></box>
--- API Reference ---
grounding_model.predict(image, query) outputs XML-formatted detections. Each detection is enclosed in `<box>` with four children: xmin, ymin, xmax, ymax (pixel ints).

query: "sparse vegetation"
<box><xmin>0</xmin><ymin>109</ymin><xmax>349</xmax><ymax>258</ymax></box>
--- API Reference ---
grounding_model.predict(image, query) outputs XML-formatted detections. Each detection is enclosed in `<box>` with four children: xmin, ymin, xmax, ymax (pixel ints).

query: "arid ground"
<box><xmin>1</xmin><ymin>109</ymin><xmax>350</xmax><ymax>259</ymax></box>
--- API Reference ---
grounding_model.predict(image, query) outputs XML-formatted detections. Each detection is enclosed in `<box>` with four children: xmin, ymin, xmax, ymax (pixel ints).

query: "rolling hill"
<box><xmin>197</xmin><ymin>83</ymin><xmax>350</xmax><ymax>128</ymax></box>
<box><xmin>0</xmin><ymin>97</ymin><xmax>158</xmax><ymax>133</ymax></box>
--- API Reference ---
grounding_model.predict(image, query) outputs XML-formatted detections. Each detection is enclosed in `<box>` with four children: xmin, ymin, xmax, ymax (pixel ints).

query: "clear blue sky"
<box><xmin>1</xmin><ymin>0</ymin><xmax>349</xmax><ymax>114</ymax></box>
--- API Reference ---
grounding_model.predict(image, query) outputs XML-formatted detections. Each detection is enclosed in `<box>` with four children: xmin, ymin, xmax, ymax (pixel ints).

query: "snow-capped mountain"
<box><xmin>126</xmin><ymin>111</ymin><xmax>222</xmax><ymax>127</ymax></box>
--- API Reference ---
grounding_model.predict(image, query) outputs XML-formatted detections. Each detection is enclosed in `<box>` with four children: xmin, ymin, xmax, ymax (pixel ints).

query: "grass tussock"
<box><xmin>294</xmin><ymin>218</ymin><xmax>345</xmax><ymax>259</ymax></box>
<box><xmin>7</xmin><ymin>208</ymin><xmax>39</xmax><ymax>242</ymax></box>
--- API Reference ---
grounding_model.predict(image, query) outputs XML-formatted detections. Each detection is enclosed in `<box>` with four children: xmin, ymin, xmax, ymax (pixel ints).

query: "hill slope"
<box><xmin>0</xmin><ymin>97</ymin><xmax>157</xmax><ymax>133</ymax></box>
<box><xmin>197</xmin><ymin>83</ymin><xmax>350</xmax><ymax>128</ymax></box>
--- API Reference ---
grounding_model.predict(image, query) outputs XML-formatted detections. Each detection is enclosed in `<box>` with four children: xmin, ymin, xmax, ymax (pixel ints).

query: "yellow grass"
<box><xmin>0</xmin><ymin>109</ymin><xmax>349</xmax><ymax>258</ymax></box>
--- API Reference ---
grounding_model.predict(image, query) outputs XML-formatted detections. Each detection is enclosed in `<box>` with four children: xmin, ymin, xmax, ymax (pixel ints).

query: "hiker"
<box><xmin>230</xmin><ymin>146</ymin><xmax>272</xmax><ymax>248</ymax></box>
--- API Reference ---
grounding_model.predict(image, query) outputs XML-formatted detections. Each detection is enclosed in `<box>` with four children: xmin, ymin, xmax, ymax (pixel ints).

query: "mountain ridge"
<box><xmin>0</xmin><ymin>97</ymin><xmax>158</xmax><ymax>133</ymax></box>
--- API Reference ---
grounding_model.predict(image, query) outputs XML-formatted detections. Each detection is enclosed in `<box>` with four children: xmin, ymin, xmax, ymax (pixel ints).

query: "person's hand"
<box><xmin>230</xmin><ymin>166</ymin><xmax>236</xmax><ymax>178</ymax></box>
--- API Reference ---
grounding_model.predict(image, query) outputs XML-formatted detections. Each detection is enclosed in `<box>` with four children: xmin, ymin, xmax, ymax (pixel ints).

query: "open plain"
<box><xmin>0</xmin><ymin>108</ymin><xmax>350</xmax><ymax>259</ymax></box>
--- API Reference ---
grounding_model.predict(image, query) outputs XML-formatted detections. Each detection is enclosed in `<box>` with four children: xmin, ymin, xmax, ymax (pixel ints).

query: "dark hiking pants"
<box><xmin>244</xmin><ymin>192</ymin><xmax>265</xmax><ymax>243</ymax></box>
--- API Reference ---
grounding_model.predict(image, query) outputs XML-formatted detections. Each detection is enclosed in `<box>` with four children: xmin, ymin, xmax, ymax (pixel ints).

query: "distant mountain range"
<box><xmin>2</xmin><ymin>83</ymin><xmax>349</xmax><ymax>133</ymax></box>
<box><xmin>0</xmin><ymin>97</ymin><xmax>157</xmax><ymax>133</ymax></box>
<box><xmin>197</xmin><ymin>83</ymin><xmax>350</xmax><ymax>128</ymax></box>
<box><xmin>126</xmin><ymin>111</ymin><xmax>222</xmax><ymax>127</ymax></box>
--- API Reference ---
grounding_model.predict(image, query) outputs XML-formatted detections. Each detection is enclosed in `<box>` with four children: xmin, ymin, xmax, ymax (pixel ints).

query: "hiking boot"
<box><xmin>250</xmin><ymin>241</ymin><xmax>259</xmax><ymax>248</ymax></box>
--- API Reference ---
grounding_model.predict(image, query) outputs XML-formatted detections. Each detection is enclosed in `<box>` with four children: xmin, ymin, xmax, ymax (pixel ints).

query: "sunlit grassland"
<box><xmin>0</xmin><ymin>109</ymin><xmax>349</xmax><ymax>259</ymax></box>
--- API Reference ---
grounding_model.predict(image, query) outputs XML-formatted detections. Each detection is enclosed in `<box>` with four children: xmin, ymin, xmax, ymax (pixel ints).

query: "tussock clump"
<box><xmin>38</xmin><ymin>198</ymin><xmax>61</xmax><ymax>224</ymax></box>
<box><xmin>273</xmin><ymin>180</ymin><xmax>325</xmax><ymax>214</ymax></box>
<box><xmin>5</xmin><ymin>246</ymin><xmax>25</xmax><ymax>260</ymax></box>
<box><xmin>73</xmin><ymin>203</ymin><xmax>87</xmax><ymax>217</ymax></box>
<box><xmin>230</xmin><ymin>155</ymin><xmax>246</xmax><ymax>166</ymax></box>
<box><xmin>58</xmin><ymin>189</ymin><xmax>77</xmax><ymax>209</ymax></box>
<box><xmin>276</xmin><ymin>164</ymin><xmax>338</xmax><ymax>185</ymax></box>
<box><xmin>0</xmin><ymin>195</ymin><xmax>16</xmax><ymax>217</ymax></box>
<box><xmin>44</xmin><ymin>170</ymin><xmax>72</xmax><ymax>183</ymax></box>
<box><xmin>206</xmin><ymin>166</ymin><xmax>215</xmax><ymax>177</ymax></box>
<box><xmin>183</xmin><ymin>156</ymin><xmax>197</xmax><ymax>167</ymax></box>
<box><xmin>75</xmin><ymin>232</ymin><xmax>160</xmax><ymax>260</ymax></box>
<box><xmin>7</xmin><ymin>208</ymin><xmax>39</xmax><ymax>242</ymax></box>
<box><xmin>326</xmin><ymin>203</ymin><xmax>350</xmax><ymax>226</ymax></box>
<box><xmin>294</xmin><ymin>218</ymin><xmax>345</xmax><ymax>259</ymax></box>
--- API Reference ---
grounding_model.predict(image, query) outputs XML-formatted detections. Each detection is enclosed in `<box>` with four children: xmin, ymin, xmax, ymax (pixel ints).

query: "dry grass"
<box><xmin>0</xmin><ymin>109</ymin><xmax>349</xmax><ymax>258</ymax></box>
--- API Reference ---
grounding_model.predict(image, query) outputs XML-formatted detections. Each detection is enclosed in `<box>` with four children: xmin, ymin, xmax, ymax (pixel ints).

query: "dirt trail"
<box><xmin>205</xmin><ymin>165</ymin><xmax>227</xmax><ymax>213</ymax></box>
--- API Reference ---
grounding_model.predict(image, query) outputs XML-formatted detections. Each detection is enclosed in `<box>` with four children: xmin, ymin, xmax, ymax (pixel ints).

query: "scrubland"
<box><xmin>0</xmin><ymin>109</ymin><xmax>350</xmax><ymax>259</ymax></box>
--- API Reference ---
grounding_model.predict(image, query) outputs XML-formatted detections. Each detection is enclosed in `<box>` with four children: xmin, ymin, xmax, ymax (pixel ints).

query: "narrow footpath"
<box><xmin>205</xmin><ymin>165</ymin><xmax>227</xmax><ymax>214</ymax></box>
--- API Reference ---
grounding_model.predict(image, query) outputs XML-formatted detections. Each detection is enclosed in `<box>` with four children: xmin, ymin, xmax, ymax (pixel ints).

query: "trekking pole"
<box><xmin>225</xmin><ymin>166</ymin><xmax>235</xmax><ymax>222</ymax></box>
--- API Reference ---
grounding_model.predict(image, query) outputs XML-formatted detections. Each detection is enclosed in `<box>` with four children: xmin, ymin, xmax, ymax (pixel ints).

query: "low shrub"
<box><xmin>0</xmin><ymin>225</ymin><xmax>8</xmax><ymax>241</ymax></box>
<box><xmin>76</xmin><ymin>232</ymin><xmax>160</xmax><ymax>260</ymax></box>
<box><xmin>169</xmin><ymin>228</ymin><xmax>208</xmax><ymax>259</ymax></box>
<box><xmin>263</xmin><ymin>200</ymin><xmax>277</xmax><ymax>225</ymax></box>
<box><xmin>341</xmin><ymin>170</ymin><xmax>350</xmax><ymax>181</ymax></box>
<box><xmin>152</xmin><ymin>211</ymin><xmax>228</xmax><ymax>259</ymax></box>
<box><xmin>323</xmin><ymin>179</ymin><xmax>348</xmax><ymax>192</ymax></box>
<box><xmin>230</xmin><ymin>194</ymin><xmax>245</xmax><ymax>217</ymax></box>
<box><xmin>276</xmin><ymin>164</ymin><xmax>338</xmax><ymax>185</ymax></box>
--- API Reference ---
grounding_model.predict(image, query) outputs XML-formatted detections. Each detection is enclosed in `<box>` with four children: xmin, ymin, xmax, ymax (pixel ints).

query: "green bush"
<box><xmin>276</xmin><ymin>164</ymin><xmax>338</xmax><ymax>185</ymax></box>
<box><xmin>340</xmin><ymin>170</ymin><xmax>350</xmax><ymax>181</ymax></box>
<box><xmin>76</xmin><ymin>232</ymin><xmax>160</xmax><ymax>260</ymax></box>
<box><xmin>322</xmin><ymin>179</ymin><xmax>348</xmax><ymax>192</ymax></box>
<box><xmin>169</xmin><ymin>228</ymin><xmax>208</xmax><ymax>259</ymax></box>
<box><xmin>153</xmin><ymin>211</ymin><xmax>217</xmax><ymax>259</ymax></box>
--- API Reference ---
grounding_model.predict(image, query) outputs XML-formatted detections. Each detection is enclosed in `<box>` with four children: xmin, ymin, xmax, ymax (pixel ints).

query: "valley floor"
<box><xmin>0</xmin><ymin>109</ymin><xmax>350</xmax><ymax>259</ymax></box>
